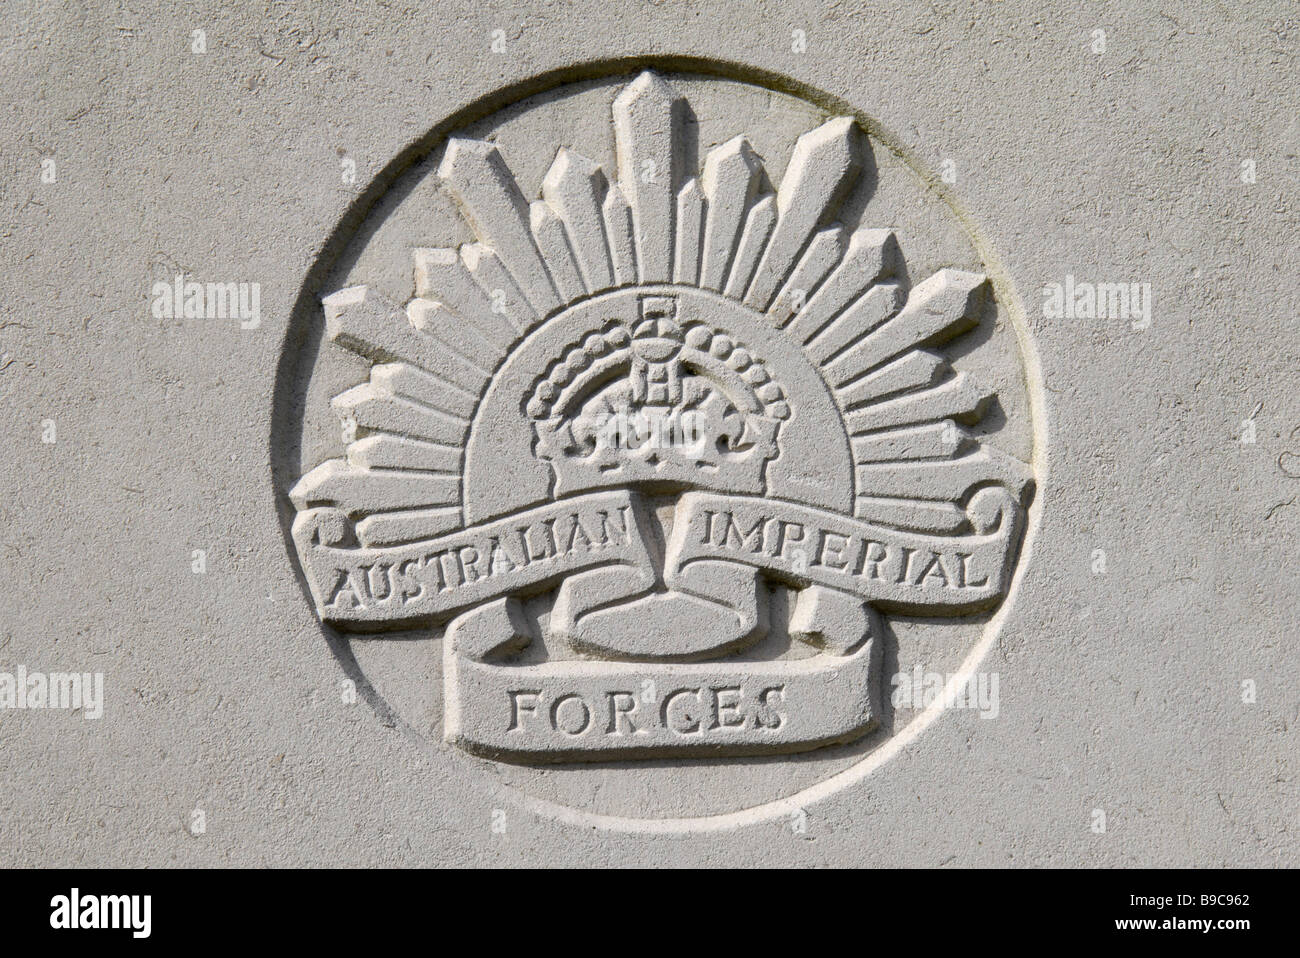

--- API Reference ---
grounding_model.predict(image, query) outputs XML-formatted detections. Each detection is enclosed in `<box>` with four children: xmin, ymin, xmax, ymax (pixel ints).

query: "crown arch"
<box><xmin>462</xmin><ymin>285</ymin><xmax>854</xmax><ymax>525</ymax></box>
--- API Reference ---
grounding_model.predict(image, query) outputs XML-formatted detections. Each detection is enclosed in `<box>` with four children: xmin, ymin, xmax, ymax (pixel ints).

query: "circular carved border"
<box><xmin>269</xmin><ymin>57</ymin><xmax>1049</xmax><ymax>832</ymax></box>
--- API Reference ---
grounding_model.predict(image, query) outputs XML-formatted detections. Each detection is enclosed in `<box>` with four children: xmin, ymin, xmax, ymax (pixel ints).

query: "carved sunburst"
<box><xmin>290</xmin><ymin>71</ymin><xmax>1029</xmax><ymax>548</ymax></box>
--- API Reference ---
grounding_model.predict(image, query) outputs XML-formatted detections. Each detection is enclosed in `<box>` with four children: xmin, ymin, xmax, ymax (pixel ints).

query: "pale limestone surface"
<box><xmin>0</xmin><ymin>0</ymin><xmax>1296</xmax><ymax>865</ymax></box>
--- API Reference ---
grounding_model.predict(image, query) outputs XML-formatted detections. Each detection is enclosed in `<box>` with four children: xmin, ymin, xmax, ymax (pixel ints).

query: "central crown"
<box><xmin>526</xmin><ymin>292</ymin><xmax>787</xmax><ymax>496</ymax></box>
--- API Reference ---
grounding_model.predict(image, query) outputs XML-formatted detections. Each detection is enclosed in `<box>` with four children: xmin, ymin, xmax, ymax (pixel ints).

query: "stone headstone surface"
<box><xmin>2</xmin><ymin>0</ymin><xmax>1296</xmax><ymax>865</ymax></box>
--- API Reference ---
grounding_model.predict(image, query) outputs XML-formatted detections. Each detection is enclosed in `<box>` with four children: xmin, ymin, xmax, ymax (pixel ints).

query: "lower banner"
<box><xmin>293</xmin><ymin>486</ymin><xmax>1022</xmax><ymax>759</ymax></box>
<box><xmin>444</xmin><ymin>632</ymin><xmax>881</xmax><ymax>761</ymax></box>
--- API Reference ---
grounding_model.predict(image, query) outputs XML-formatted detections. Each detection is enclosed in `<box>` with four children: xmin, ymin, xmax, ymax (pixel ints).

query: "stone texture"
<box><xmin>1</xmin><ymin>0</ymin><xmax>1296</xmax><ymax>866</ymax></box>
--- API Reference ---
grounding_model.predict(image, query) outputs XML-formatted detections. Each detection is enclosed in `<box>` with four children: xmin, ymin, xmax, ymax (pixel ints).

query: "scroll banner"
<box><xmin>292</xmin><ymin>486</ymin><xmax>1022</xmax><ymax>626</ymax></box>
<box><xmin>296</xmin><ymin>488</ymin><xmax>1021</xmax><ymax>757</ymax></box>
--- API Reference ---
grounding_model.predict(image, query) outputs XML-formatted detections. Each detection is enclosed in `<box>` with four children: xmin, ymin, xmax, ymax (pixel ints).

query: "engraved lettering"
<box><xmin>597</xmin><ymin>506</ymin><xmax>633</xmax><ymax>547</ymax></box>
<box><xmin>662</xmin><ymin>688</ymin><xmax>702</xmax><ymax>734</ymax></box>
<box><xmin>457</xmin><ymin>545</ymin><xmax>483</xmax><ymax>584</ymax></box>
<box><xmin>896</xmin><ymin>546</ymin><xmax>917</xmax><ymax>585</ymax></box>
<box><xmin>914</xmin><ymin>552</ymin><xmax>951</xmax><ymax>588</ymax></box>
<box><xmin>396</xmin><ymin>558</ymin><xmax>425</xmax><ymax>604</ymax></box>
<box><xmin>487</xmin><ymin>536</ymin><xmax>518</xmax><ymax>575</ymax></box>
<box><xmin>772</xmin><ymin>520</ymin><xmax>805</xmax><ymax>561</ymax></box>
<box><xmin>959</xmin><ymin>552</ymin><xmax>989</xmax><ymax>588</ymax></box>
<box><xmin>550</xmin><ymin>694</ymin><xmax>591</xmax><ymax>736</ymax></box>
<box><xmin>561</xmin><ymin>514</ymin><xmax>595</xmax><ymax>554</ymax></box>
<box><xmin>525</xmin><ymin>518</ymin><xmax>558</xmax><ymax>561</ymax></box>
<box><xmin>513</xmin><ymin>528</ymin><xmax>532</xmax><ymax>568</ymax></box>
<box><xmin>423</xmin><ymin>551</ymin><xmax>448</xmax><ymax>592</ymax></box>
<box><xmin>710</xmin><ymin>685</ymin><xmax>745</xmax><ymax>730</ymax></box>
<box><xmin>699</xmin><ymin>509</ymin><xmax>716</xmax><ymax>544</ymax></box>
<box><xmin>606</xmin><ymin>691</ymin><xmax>639</xmax><ymax>734</ymax></box>
<box><xmin>716</xmin><ymin>512</ymin><xmax>766</xmax><ymax>552</ymax></box>
<box><xmin>324</xmin><ymin>568</ymin><xmax>362</xmax><ymax>609</ymax></box>
<box><xmin>756</xmin><ymin>686</ymin><xmax>786</xmax><ymax>729</ymax></box>
<box><xmin>507</xmin><ymin>690</ymin><xmax>541</xmax><ymax>731</ymax></box>
<box><xmin>813</xmin><ymin>530</ymin><xmax>850</xmax><ymax>570</ymax></box>
<box><xmin>857</xmin><ymin>541</ymin><xmax>888</xmax><ymax>580</ymax></box>
<box><xmin>363</xmin><ymin>563</ymin><xmax>392</xmax><ymax>601</ymax></box>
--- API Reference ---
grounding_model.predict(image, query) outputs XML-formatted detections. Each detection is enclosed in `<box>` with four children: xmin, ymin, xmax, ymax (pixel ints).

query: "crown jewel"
<box><xmin>527</xmin><ymin>294</ymin><xmax>787</xmax><ymax>495</ymax></box>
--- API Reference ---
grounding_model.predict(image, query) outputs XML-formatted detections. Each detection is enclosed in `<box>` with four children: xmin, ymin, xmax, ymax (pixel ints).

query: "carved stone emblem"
<box><xmin>286</xmin><ymin>71</ymin><xmax>1035</xmax><ymax>768</ymax></box>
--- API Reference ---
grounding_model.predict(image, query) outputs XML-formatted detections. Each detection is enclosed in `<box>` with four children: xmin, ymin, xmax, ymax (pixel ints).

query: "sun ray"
<box><xmin>833</xmin><ymin>348</ymin><xmax>947</xmax><ymax>403</ymax></box>
<box><xmin>368</xmin><ymin>363</ymin><xmax>475</xmax><ymax>419</ymax></box>
<box><xmin>806</xmin><ymin>282</ymin><xmax>906</xmax><ymax>366</ymax></box>
<box><xmin>332</xmin><ymin>383</ymin><xmax>470</xmax><ymax>447</ymax></box>
<box><xmin>347</xmin><ymin>434</ymin><xmax>462</xmax><ymax>473</ymax></box>
<box><xmin>601</xmin><ymin>183</ymin><xmax>637</xmax><ymax>286</ymax></box>
<box><xmin>829</xmin><ymin>268</ymin><xmax>985</xmax><ymax>384</ymax></box>
<box><xmin>457</xmin><ymin>243</ymin><xmax>534</xmax><ymax>336</ymax></box>
<box><xmin>613</xmin><ymin>71</ymin><xmax>684</xmax><ymax>284</ymax></box>
<box><xmin>529</xmin><ymin>200</ymin><xmax>585</xmax><ymax>303</ymax></box>
<box><xmin>853</xmin><ymin>496</ymin><xmax>968</xmax><ymax>532</ymax></box>
<box><xmin>699</xmin><ymin>136</ymin><xmax>762</xmax><ymax>291</ymax></box>
<box><xmin>412</xmin><ymin>247</ymin><xmax>515</xmax><ymax>348</ymax></box>
<box><xmin>744</xmin><ymin>116</ymin><xmax>862</xmax><ymax>311</ymax></box>
<box><xmin>723</xmin><ymin>193</ymin><xmax>777</xmax><ymax>298</ymax></box>
<box><xmin>356</xmin><ymin>506</ymin><xmax>463</xmax><ymax>547</ymax></box>
<box><xmin>405</xmin><ymin>299</ymin><xmax>498</xmax><ymax>374</ymax></box>
<box><xmin>845</xmin><ymin>372</ymin><xmax>991</xmax><ymax>434</ymax></box>
<box><xmin>673</xmin><ymin>177</ymin><xmax>705</xmax><ymax>285</ymax></box>
<box><xmin>322</xmin><ymin>286</ymin><xmax>486</xmax><ymax>394</ymax></box>
<box><xmin>784</xmin><ymin>228</ymin><xmax>898</xmax><ymax>345</ymax></box>
<box><xmin>438</xmin><ymin>138</ymin><xmax>562</xmax><ymax>316</ymax></box>
<box><xmin>290</xmin><ymin>459</ymin><xmax>460</xmax><ymax>514</ymax></box>
<box><xmin>541</xmin><ymin>148</ymin><xmax>614</xmax><ymax>293</ymax></box>
<box><xmin>856</xmin><ymin>447</ymin><xmax>1028</xmax><ymax>501</ymax></box>
<box><xmin>850</xmin><ymin>422</ymin><xmax>970</xmax><ymax>463</ymax></box>
<box><xmin>767</xmin><ymin>224</ymin><xmax>845</xmax><ymax>328</ymax></box>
